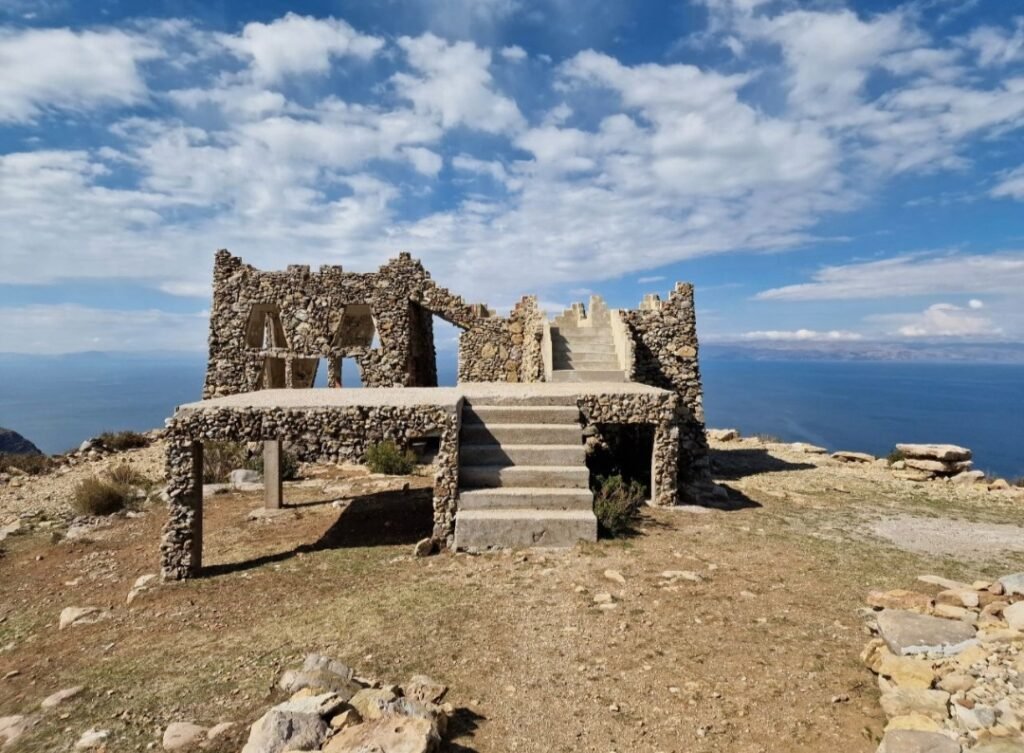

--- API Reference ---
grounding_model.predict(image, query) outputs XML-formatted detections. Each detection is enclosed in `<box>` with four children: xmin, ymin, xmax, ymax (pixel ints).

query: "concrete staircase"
<box><xmin>454</xmin><ymin>397</ymin><xmax>598</xmax><ymax>549</ymax></box>
<box><xmin>550</xmin><ymin>323</ymin><xmax>625</xmax><ymax>383</ymax></box>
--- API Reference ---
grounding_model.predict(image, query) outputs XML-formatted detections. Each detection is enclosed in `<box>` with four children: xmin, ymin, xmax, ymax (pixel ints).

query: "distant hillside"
<box><xmin>0</xmin><ymin>427</ymin><xmax>42</xmax><ymax>455</ymax></box>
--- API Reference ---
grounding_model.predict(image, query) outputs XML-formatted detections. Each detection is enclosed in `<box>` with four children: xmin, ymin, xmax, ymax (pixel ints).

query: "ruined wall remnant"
<box><xmin>203</xmin><ymin>250</ymin><xmax>484</xmax><ymax>398</ymax></box>
<box><xmin>457</xmin><ymin>296</ymin><xmax>546</xmax><ymax>383</ymax></box>
<box><xmin>619</xmin><ymin>283</ymin><xmax>710</xmax><ymax>492</ymax></box>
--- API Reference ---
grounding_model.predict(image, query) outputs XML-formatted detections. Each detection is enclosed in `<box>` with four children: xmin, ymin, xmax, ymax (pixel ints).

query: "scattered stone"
<box><xmin>1003</xmin><ymin>602</ymin><xmax>1024</xmax><ymax>631</ymax></box>
<box><xmin>867</xmin><ymin>590</ymin><xmax>933</xmax><ymax>613</ymax></box>
<box><xmin>402</xmin><ymin>675</ymin><xmax>447</xmax><ymax>704</ymax></box>
<box><xmin>127</xmin><ymin>574</ymin><xmax>158</xmax><ymax>605</ymax></box>
<box><xmin>0</xmin><ymin>716</ymin><xmax>33</xmax><ymax>749</ymax></box>
<box><xmin>659</xmin><ymin>570</ymin><xmax>702</xmax><ymax>582</ymax></box>
<box><xmin>592</xmin><ymin>592</ymin><xmax>614</xmax><ymax>604</ymax></box>
<box><xmin>247</xmin><ymin>507</ymin><xmax>292</xmax><ymax>522</ymax></box>
<box><xmin>879</xmin><ymin>688</ymin><xmax>951</xmax><ymax>722</ymax></box>
<box><xmin>951</xmin><ymin>470</ymin><xmax>986</xmax><ymax>486</ymax></box>
<box><xmin>919</xmin><ymin>575</ymin><xmax>972</xmax><ymax>591</ymax></box>
<box><xmin>328</xmin><ymin>709</ymin><xmax>361</xmax><ymax>732</ymax></box>
<box><xmin>40</xmin><ymin>686</ymin><xmax>84</xmax><ymax>709</ymax></box>
<box><xmin>895</xmin><ymin>444</ymin><xmax>972</xmax><ymax>463</ymax></box>
<box><xmin>989</xmin><ymin>478</ymin><xmax>1011</xmax><ymax>491</ymax></box>
<box><xmin>937</xmin><ymin>672</ymin><xmax>974</xmax><ymax>694</ymax></box>
<box><xmin>832</xmin><ymin>451</ymin><xmax>875</xmax><ymax>463</ymax></box>
<box><xmin>876</xmin><ymin>729</ymin><xmax>961</xmax><ymax>753</ymax></box>
<box><xmin>998</xmin><ymin>574</ymin><xmax>1024</xmax><ymax>597</ymax></box>
<box><xmin>349</xmin><ymin>688</ymin><xmax>400</xmax><ymax>721</ymax></box>
<box><xmin>904</xmin><ymin>459</ymin><xmax>972</xmax><ymax>474</ymax></box>
<box><xmin>877</xmin><ymin>654</ymin><xmax>936</xmax><ymax>690</ymax></box>
<box><xmin>74</xmin><ymin>728</ymin><xmax>109</xmax><ymax>750</ymax></box>
<box><xmin>413</xmin><ymin>538</ymin><xmax>437</xmax><ymax>557</ymax></box>
<box><xmin>884</xmin><ymin>713</ymin><xmax>941</xmax><ymax>733</ymax></box>
<box><xmin>162</xmin><ymin>722</ymin><xmax>208</xmax><ymax>751</ymax></box>
<box><xmin>206</xmin><ymin>722</ymin><xmax>235</xmax><ymax>741</ymax></box>
<box><xmin>876</xmin><ymin>610</ymin><xmax>977</xmax><ymax>656</ymax></box>
<box><xmin>707</xmin><ymin>428</ymin><xmax>739</xmax><ymax>442</ymax></box>
<box><xmin>937</xmin><ymin>589</ymin><xmax>980</xmax><ymax>609</ymax></box>
<box><xmin>971</xmin><ymin>742</ymin><xmax>1024</xmax><ymax>753</ymax></box>
<box><xmin>603</xmin><ymin>569</ymin><xmax>625</xmax><ymax>584</ymax></box>
<box><xmin>58</xmin><ymin>607</ymin><xmax>108</xmax><ymax>630</ymax></box>
<box><xmin>322</xmin><ymin>715</ymin><xmax>439</xmax><ymax>753</ymax></box>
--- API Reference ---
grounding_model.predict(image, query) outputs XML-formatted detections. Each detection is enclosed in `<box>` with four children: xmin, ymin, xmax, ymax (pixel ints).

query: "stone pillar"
<box><xmin>651</xmin><ymin>420</ymin><xmax>680</xmax><ymax>506</ymax></box>
<box><xmin>431</xmin><ymin>412</ymin><xmax>461</xmax><ymax>546</ymax></box>
<box><xmin>160</xmin><ymin>440</ymin><xmax>204</xmax><ymax>579</ymax></box>
<box><xmin>264</xmin><ymin>440</ymin><xmax>283</xmax><ymax>509</ymax></box>
<box><xmin>327</xmin><ymin>358</ymin><xmax>341</xmax><ymax>388</ymax></box>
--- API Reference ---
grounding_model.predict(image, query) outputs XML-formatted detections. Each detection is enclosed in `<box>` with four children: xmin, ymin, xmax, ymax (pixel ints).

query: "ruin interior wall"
<box><xmin>457</xmin><ymin>295</ymin><xmax>546</xmax><ymax>383</ymax></box>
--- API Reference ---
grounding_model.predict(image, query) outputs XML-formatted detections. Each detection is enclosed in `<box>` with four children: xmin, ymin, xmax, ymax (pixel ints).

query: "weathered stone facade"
<box><xmin>456</xmin><ymin>296</ymin><xmax>545</xmax><ymax>384</ymax></box>
<box><xmin>161</xmin><ymin>396</ymin><xmax>461</xmax><ymax>579</ymax></box>
<box><xmin>618</xmin><ymin>283</ymin><xmax>710</xmax><ymax>492</ymax></box>
<box><xmin>204</xmin><ymin>250</ymin><xmax>487</xmax><ymax>397</ymax></box>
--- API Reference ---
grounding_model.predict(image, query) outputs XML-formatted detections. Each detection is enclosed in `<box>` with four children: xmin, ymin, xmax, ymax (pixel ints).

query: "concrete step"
<box><xmin>458</xmin><ymin>487</ymin><xmax>594</xmax><ymax>511</ymax></box>
<box><xmin>462</xmin><ymin>405</ymin><xmax>580</xmax><ymax>425</ymax></box>
<box><xmin>550</xmin><ymin>370</ymin><xmax>626</xmax><ymax>383</ymax></box>
<box><xmin>454</xmin><ymin>509</ymin><xmax>598</xmax><ymax>549</ymax></box>
<box><xmin>553</xmin><ymin>356</ymin><xmax>620</xmax><ymax>368</ymax></box>
<box><xmin>460</xmin><ymin>422</ymin><xmax>582</xmax><ymax>445</ymax></box>
<box><xmin>463</xmin><ymin>395</ymin><xmax>577</xmax><ymax>407</ymax></box>
<box><xmin>460</xmin><ymin>443</ymin><xmax>585</xmax><ymax>466</ymax></box>
<box><xmin>460</xmin><ymin>464</ymin><xmax>590</xmax><ymax>489</ymax></box>
<box><xmin>554</xmin><ymin>342</ymin><xmax>617</xmax><ymax>354</ymax></box>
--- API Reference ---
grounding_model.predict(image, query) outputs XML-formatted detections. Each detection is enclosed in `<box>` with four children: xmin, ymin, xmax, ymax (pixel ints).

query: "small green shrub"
<box><xmin>98</xmin><ymin>430</ymin><xmax>150</xmax><ymax>451</ymax></box>
<box><xmin>72</xmin><ymin>477</ymin><xmax>133</xmax><ymax>516</ymax></box>
<box><xmin>886</xmin><ymin>447</ymin><xmax>907</xmax><ymax>464</ymax></box>
<box><xmin>365</xmin><ymin>441</ymin><xmax>416</xmax><ymax>475</ymax></box>
<box><xmin>593</xmin><ymin>474</ymin><xmax>646</xmax><ymax>537</ymax></box>
<box><xmin>753</xmin><ymin>433</ymin><xmax>783</xmax><ymax>444</ymax></box>
<box><xmin>0</xmin><ymin>453</ymin><xmax>53</xmax><ymax>475</ymax></box>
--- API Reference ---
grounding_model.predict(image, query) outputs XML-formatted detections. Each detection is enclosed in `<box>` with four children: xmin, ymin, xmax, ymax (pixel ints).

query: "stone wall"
<box><xmin>203</xmin><ymin>251</ymin><xmax>483</xmax><ymax>398</ymax></box>
<box><xmin>456</xmin><ymin>296</ymin><xmax>545</xmax><ymax>383</ymax></box>
<box><xmin>619</xmin><ymin>283</ymin><xmax>710</xmax><ymax>493</ymax></box>
<box><xmin>160</xmin><ymin>403</ymin><xmax>460</xmax><ymax>579</ymax></box>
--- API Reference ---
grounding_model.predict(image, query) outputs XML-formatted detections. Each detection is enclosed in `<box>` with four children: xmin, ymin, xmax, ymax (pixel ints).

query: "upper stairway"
<box><xmin>549</xmin><ymin>297</ymin><xmax>627</xmax><ymax>383</ymax></box>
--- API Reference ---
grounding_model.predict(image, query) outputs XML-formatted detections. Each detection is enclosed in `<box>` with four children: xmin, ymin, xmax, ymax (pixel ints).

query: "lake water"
<box><xmin>1</xmin><ymin>354</ymin><xmax>1021</xmax><ymax>478</ymax></box>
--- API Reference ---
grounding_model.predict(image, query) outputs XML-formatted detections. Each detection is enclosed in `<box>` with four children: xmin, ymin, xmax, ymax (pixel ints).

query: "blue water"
<box><xmin>702</xmin><ymin>360</ymin><xmax>1024</xmax><ymax>478</ymax></box>
<box><xmin>1</xmin><ymin>354</ymin><xmax>1021</xmax><ymax>477</ymax></box>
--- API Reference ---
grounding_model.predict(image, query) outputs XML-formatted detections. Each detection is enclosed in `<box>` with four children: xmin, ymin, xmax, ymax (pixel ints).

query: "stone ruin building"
<box><xmin>161</xmin><ymin>249</ymin><xmax>711</xmax><ymax>579</ymax></box>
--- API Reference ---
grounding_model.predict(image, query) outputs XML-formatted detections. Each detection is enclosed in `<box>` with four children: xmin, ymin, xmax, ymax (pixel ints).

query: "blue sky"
<box><xmin>1</xmin><ymin>0</ymin><xmax>1023</xmax><ymax>353</ymax></box>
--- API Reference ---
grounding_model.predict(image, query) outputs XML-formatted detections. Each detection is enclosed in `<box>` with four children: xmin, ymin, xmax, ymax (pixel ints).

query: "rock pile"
<box><xmin>893</xmin><ymin>444</ymin><xmax>977</xmax><ymax>483</ymax></box>
<box><xmin>863</xmin><ymin>572</ymin><xmax>1024</xmax><ymax>752</ymax></box>
<box><xmin>233</xmin><ymin>653</ymin><xmax>450</xmax><ymax>753</ymax></box>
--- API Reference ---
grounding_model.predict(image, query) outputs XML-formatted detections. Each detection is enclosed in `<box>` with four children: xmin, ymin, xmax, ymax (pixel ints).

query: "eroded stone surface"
<box><xmin>877</xmin><ymin>610</ymin><xmax>977</xmax><ymax>656</ymax></box>
<box><xmin>876</xmin><ymin>729</ymin><xmax>961</xmax><ymax>753</ymax></box>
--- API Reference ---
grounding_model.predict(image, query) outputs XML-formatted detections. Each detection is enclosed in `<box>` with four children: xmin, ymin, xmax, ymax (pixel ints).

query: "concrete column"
<box><xmin>264</xmin><ymin>440</ymin><xmax>283</xmax><ymax>509</ymax></box>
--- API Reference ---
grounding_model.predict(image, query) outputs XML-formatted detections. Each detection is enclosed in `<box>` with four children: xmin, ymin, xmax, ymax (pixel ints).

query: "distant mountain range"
<box><xmin>703</xmin><ymin>341</ymin><xmax>1024</xmax><ymax>364</ymax></box>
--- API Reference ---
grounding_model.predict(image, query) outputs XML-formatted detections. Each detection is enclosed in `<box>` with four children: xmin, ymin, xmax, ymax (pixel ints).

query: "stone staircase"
<box><xmin>550</xmin><ymin>323</ymin><xmax>625</xmax><ymax>383</ymax></box>
<box><xmin>453</xmin><ymin>396</ymin><xmax>598</xmax><ymax>549</ymax></box>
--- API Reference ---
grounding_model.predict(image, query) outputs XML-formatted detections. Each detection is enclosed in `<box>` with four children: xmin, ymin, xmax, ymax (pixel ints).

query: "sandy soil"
<box><xmin>1</xmin><ymin>437</ymin><xmax>1023</xmax><ymax>753</ymax></box>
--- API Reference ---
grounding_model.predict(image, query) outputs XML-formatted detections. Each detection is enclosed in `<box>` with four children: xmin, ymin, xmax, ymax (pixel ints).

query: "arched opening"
<box><xmin>245</xmin><ymin>304</ymin><xmax>288</xmax><ymax>349</ymax></box>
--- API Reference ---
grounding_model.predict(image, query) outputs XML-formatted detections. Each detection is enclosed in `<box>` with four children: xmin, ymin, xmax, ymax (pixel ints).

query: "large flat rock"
<box><xmin>895</xmin><ymin>444</ymin><xmax>971</xmax><ymax>462</ymax></box>
<box><xmin>877</xmin><ymin>730</ymin><xmax>961</xmax><ymax>753</ymax></box>
<box><xmin>876</xmin><ymin>609</ymin><xmax>977</xmax><ymax>656</ymax></box>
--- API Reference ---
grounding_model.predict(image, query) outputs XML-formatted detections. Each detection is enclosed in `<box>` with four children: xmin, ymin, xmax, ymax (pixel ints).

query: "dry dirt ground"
<box><xmin>2</xmin><ymin>438</ymin><xmax>1024</xmax><ymax>753</ymax></box>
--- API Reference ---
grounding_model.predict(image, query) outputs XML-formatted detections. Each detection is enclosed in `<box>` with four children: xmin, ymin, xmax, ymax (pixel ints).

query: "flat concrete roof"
<box><xmin>175</xmin><ymin>382</ymin><xmax>671</xmax><ymax>415</ymax></box>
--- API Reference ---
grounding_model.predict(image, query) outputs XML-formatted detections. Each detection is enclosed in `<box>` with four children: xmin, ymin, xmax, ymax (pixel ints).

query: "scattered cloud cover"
<box><xmin>0</xmin><ymin>1</ymin><xmax>1023</xmax><ymax>352</ymax></box>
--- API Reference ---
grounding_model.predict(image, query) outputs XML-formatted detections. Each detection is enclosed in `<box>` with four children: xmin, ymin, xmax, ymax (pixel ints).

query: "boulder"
<box><xmin>832</xmin><ymin>451</ymin><xmax>875</xmax><ymax>463</ymax></box>
<box><xmin>879</xmin><ymin>688</ymin><xmax>951</xmax><ymax>722</ymax></box>
<box><xmin>322</xmin><ymin>715</ymin><xmax>439</xmax><ymax>753</ymax></box>
<box><xmin>971</xmin><ymin>742</ymin><xmax>1024</xmax><ymax>753</ymax></box>
<box><xmin>877</xmin><ymin>654</ymin><xmax>936</xmax><ymax>690</ymax></box>
<box><xmin>895</xmin><ymin>444</ymin><xmax>971</xmax><ymax>462</ymax></box>
<box><xmin>162</xmin><ymin>722</ymin><xmax>207</xmax><ymax>751</ymax></box>
<box><xmin>74</xmin><ymin>728</ymin><xmax>109</xmax><ymax>750</ymax></box>
<box><xmin>349</xmin><ymin>687</ymin><xmax>399</xmax><ymax>721</ymax></box>
<box><xmin>0</xmin><ymin>716</ymin><xmax>34</xmax><ymax>749</ymax></box>
<box><xmin>951</xmin><ymin>470</ymin><xmax>986</xmax><ymax>486</ymax></box>
<box><xmin>884</xmin><ymin>714</ymin><xmax>941</xmax><ymax>732</ymax></box>
<box><xmin>904</xmin><ymin>459</ymin><xmax>972</xmax><ymax>474</ymax></box>
<box><xmin>791</xmin><ymin>442</ymin><xmax>828</xmax><ymax>454</ymax></box>
<box><xmin>998</xmin><ymin>573</ymin><xmax>1024</xmax><ymax>597</ymax></box>
<box><xmin>240</xmin><ymin>709</ymin><xmax>329</xmax><ymax>753</ymax></box>
<box><xmin>1004</xmin><ymin>602</ymin><xmax>1024</xmax><ymax>631</ymax></box>
<box><xmin>919</xmin><ymin>575</ymin><xmax>972</xmax><ymax>591</ymax></box>
<box><xmin>876</xmin><ymin>730</ymin><xmax>961</xmax><ymax>753</ymax></box>
<box><xmin>876</xmin><ymin>610</ymin><xmax>977</xmax><ymax>656</ymax></box>
<box><xmin>206</xmin><ymin>722</ymin><xmax>235</xmax><ymax>741</ymax></box>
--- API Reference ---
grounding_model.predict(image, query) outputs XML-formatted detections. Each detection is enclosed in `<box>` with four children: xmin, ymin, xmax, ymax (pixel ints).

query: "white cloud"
<box><xmin>871</xmin><ymin>302</ymin><xmax>1002</xmax><ymax>338</ymax></box>
<box><xmin>992</xmin><ymin>165</ymin><xmax>1024</xmax><ymax>200</ymax></box>
<box><xmin>401</xmin><ymin>146</ymin><xmax>443</xmax><ymax>176</ymax></box>
<box><xmin>393</xmin><ymin>33</ymin><xmax>525</xmax><ymax>134</ymax></box>
<box><xmin>501</xmin><ymin>44</ymin><xmax>527</xmax><ymax>61</ymax></box>
<box><xmin>756</xmin><ymin>253</ymin><xmax>1024</xmax><ymax>300</ymax></box>
<box><xmin>741</xmin><ymin>329</ymin><xmax>864</xmax><ymax>341</ymax></box>
<box><xmin>968</xmin><ymin>298</ymin><xmax>984</xmax><ymax>309</ymax></box>
<box><xmin>219</xmin><ymin>13</ymin><xmax>383</xmax><ymax>84</ymax></box>
<box><xmin>0</xmin><ymin>27</ymin><xmax>160</xmax><ymax>122</ymax></box>
<box><xmin>962</xmin><ymin>18</ymin><xmax>1024</xmax><ymax>67</ymax></box>
<box><xmin>452</xmin><ymin>153</ymin><xmax>509</xmax><ymax>184</ymax></box>
<box><xmin>637</xmin><ymin>275</ymin><xmax>665</xmax><ymax>284</ymax></box>
<box><xmin>0</xmin><ymin>305</ymin><xmax>207</xmax><ymax>353</ymax></box>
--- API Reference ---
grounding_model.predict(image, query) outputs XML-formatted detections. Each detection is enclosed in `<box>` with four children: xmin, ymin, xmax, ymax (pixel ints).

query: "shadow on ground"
<box><xmin>710</xmin><ymin>448</ymin><xmax>816</xmax><ymax>480</ymax></box>
<box><xmin>202</xmin><ymin>487</ymin><xmax>434</xmax><ymax>577</ymax></box>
